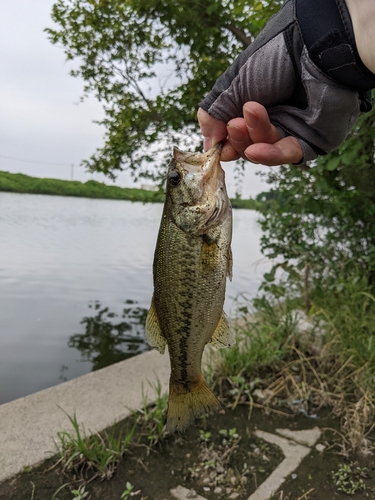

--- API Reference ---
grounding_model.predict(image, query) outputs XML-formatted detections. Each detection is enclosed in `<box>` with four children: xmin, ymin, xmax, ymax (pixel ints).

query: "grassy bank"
<box><xmin>0</xmin><ymin>170</ymin><xmax>261</xmax><ymax>209</ymax></box>
<box><xmin>0</xmin><ymin>171</ymin><xmax>165</xmax><ymax>203</ymax></box>
<box><xmin>214</xmin><ymin>270</ymin><xmax>375</xmax><ymax>456</ymax></box>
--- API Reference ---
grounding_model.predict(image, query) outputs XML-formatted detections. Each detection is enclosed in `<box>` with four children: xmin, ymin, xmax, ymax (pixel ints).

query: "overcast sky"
<box><xmin>0</xmin><ymin>0</ymin><xmax>271</xmax><ymax>197</ymax></box>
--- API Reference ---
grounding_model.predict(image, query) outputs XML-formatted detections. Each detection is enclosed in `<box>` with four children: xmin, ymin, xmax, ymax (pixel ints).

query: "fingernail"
<box><xmin>244</xmin><ymin>151</ymin><xmax>259</xmax><ymax>164</ymax></box>
<box><xmin>203</xmin><ymin>137</ymin><xmax>212</xmax><ymax>151</ymax></box>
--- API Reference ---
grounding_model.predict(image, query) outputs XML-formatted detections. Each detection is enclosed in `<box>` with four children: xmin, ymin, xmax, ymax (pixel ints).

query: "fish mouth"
<box><xmin>173</xmin><ymin>143</ymin><xmax>222</xmax><ymax>176</ymax></box>
<box><xmin>203</xmin><ymin>142</ymin><xmax>228</xmax><ymax>195</ymax></box>
<box><xmin>173</xmin><ymin>143</ymin><xmax>224</xmax><ymax>190</ymax></box>
<box><xmin>201</xmin><ymin>143</ymin><xmax>223</xmax><ymax>179</ymax></box>
<box><xmin>200</xmin><ymin>144</ymin><xmax>230</xmax><ymax>231</ymax></box>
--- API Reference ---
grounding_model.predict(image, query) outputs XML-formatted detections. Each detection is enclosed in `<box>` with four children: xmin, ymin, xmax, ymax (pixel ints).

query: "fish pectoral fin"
<box><xmin>227</xmin><ymin>246</ymin><xmax>233</xmax><ymax>281</ymax></box>
<box><xmin>145</xmin><ymin>298</ymin><xmax>167</xmax><ymax>354</ymax></box>
<box><xmin>208</xmin><ymin>312</ymin><xmax>235</xmax><ymax>349</ymax></box>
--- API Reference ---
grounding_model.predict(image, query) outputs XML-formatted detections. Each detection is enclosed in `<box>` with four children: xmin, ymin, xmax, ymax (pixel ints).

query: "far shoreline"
<box><xmin>0</xmin><ymin>170</ymin><xmax>262</xmax><ymax>210</ymax></box>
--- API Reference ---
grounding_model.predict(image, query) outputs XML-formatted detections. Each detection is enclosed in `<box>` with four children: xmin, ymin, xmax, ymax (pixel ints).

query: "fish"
<box><xmin>145</xmin><ymin>143</ymin><xmax>234</xmax><ymax>433</ymax></box>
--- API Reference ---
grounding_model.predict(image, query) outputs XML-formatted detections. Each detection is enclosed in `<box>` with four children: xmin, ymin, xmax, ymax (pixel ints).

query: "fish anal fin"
<box><xmin>166</xmin><ymin>376</ymin><xmax>221</xmax><ymax>433</ymax></box>
<box><xmin>145</xmin><ymin>297</ymin><xmax>167</xmax><ymax>354</ymax></box>
<box><xmin>208</xmin><ymin>312</ymin><xmax>235</xmax><ymax>349</ymax></box>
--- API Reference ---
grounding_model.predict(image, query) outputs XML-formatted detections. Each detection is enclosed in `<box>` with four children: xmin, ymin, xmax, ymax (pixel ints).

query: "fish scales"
<box><xmin>155</xmin><ymin>223</ymin><xmax>226</xmax><ymax>383</ymax></box>
<box><xmin>145</xmin><ymin>144</ymin><xmax>234</xmax><ymax>432</ymax></box>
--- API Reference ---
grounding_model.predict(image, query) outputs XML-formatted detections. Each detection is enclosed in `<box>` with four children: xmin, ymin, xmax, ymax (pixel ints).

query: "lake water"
<box><xmin>0</xmin><ymin>192</ymin><xmax>270</xmax><ymax>404</ymax></box>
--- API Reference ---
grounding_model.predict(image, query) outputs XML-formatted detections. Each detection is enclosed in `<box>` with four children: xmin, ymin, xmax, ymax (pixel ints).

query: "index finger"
<box><xmin>197</xmin><ymin>108</ymin><xmax>228</xmax><ymax>151</ymax></box>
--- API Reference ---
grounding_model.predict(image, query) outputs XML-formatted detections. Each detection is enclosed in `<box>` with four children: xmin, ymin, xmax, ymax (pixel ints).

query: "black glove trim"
<box><xmin>297</xmin><ymin>0</ymin><xmax>375</xmax><ymax>97</ymax></box>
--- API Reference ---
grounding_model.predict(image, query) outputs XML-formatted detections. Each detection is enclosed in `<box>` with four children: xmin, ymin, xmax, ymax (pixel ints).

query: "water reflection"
<box><xmin>69</xmin><ymin>300</ymin><xmax>150</xmax><ymax>371</ymax></box>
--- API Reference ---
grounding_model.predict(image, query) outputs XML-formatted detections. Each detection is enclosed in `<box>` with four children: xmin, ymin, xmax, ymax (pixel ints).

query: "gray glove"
<box><xmin>200</xmin><ymin>0</ymin><xmax>375</xmax><ymax>163</ymax></box>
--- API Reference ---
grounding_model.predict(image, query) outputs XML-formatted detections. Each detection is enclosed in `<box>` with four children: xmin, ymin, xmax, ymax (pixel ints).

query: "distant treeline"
<box><xmin>0</xmin><ymin>170</ymin><xmax>283</xmax><ymax>211</ymax></box>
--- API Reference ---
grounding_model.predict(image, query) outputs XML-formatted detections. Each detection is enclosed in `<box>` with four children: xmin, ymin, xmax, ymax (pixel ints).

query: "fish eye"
<box><xmin>168</xmin><ymin>170</ymin><xmax>181</xmax><ymax>187</ymax></box>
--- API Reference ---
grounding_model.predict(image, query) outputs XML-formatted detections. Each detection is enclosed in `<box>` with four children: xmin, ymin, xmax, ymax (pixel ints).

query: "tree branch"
<box><xmin>224</xmin><ymin>23</ymin><xmax>251</xmax><ymax>48</ymax></box>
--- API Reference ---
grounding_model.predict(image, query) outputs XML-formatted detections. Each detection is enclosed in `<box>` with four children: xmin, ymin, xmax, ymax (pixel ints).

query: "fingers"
<box><xmin>197</xmin><ymin>108</ymin><xmax>227</xmax><ymax>151</ymax></box>
<box><xmin>226</xmin><ymin>118</ymin><xmax>253</xmax><ymax>160</ymax></box>
<box><xmin>244</xmin><ymin>136</ymin><xmax>303</xmax><ymax>166</ymax></box>
<box><xmin>228</xmin><ymin>102</ymin><xmax>303</xmax><ymax>165</ymax></box>
<box><xmin>198</xmin><ymin>103</ymin><xmax>304</xmax><ymax>165</ymax></box>
<box><xmin>243</xmin><ymin>102</ymin><xmax>282</xmax><ymax>145</ymax></box>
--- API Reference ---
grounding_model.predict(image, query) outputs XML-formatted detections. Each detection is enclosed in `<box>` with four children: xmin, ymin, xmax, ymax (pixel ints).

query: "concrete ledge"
<box><xmin>0</xmin><ymin>350</ymin><xmax>170</xmax><ymax>483</ymax></box>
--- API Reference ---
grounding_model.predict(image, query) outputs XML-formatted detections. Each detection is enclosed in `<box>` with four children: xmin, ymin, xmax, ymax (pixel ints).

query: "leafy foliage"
<box><xmin>46</xmin><ymin>0</ymin><xmax>281</xmax><ymax>179</ymax></box>
<box><xmin>258</xmin><ymin>98</ymin><xmax>375</xmax><ymax>297</ymax></box>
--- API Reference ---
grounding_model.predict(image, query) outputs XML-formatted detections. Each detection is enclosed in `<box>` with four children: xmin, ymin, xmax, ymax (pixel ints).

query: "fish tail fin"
<box><xmin>166</xmin><ymin>376</ymin><xmax>221</xmax><ymax>433</ymax></box>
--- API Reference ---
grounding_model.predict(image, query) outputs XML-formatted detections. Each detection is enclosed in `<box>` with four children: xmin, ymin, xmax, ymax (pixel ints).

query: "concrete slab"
<box><xmin>247</xmin><ymin>430</ymin><xmax>319</xmax><ymax>500</ymax></box>
<box><xmin>276</xmin><ymin>427</ymin><xmax>321</xmax><ymax>447</ymax></box>
<box><xmin>0</xmin><ymin>349</ymin><xmax>170</xmax><ymax>483</ymax></box>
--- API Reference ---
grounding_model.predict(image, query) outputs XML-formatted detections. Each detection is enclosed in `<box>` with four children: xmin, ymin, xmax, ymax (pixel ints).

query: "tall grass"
<box><xmin>54</xmin><ymin>411</ymin><xmax>135</xmax><ymax>480</ymax></box>
<box><xmin>311</xmin><ymin>274</ymin><xmax>375</xmax><ymax>385</ymax></box>
<box><xmin>216</xmin><ymin>296</ymin><xmax>300</xmax><ymax>378</ymax></box>
<box><xmin>216</xmin><ymin>271</ymin><xmax>375</xmax><ymax>453</ymax></box>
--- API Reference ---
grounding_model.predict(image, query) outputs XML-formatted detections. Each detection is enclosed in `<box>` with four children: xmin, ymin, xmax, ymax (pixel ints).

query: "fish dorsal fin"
<box><xmin>208</xmin><ymin>312</ymin><xmax>235</xmax><ymax>349</ymax></box>
<box><xmin>227</xmin><ymin>246</ymin><xmax>233</xmax><ymax>281</ymax></box>
<box><xmin>145</xmin><ymin>297</ymin><xmax>167</xmax><ymax>354</ymax></box>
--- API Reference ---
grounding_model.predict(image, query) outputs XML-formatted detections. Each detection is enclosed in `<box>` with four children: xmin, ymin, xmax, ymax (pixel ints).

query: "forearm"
<box><xmin>346</xmin><ymin>0</ymin><xmax>375</xmax><ymax>74</ymax></box>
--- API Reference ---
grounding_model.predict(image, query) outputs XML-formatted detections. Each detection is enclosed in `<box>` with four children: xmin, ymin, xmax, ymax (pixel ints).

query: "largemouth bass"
<box><xmin>145</xmin><ymin>143</ymin><xmax>234</xmax><ymax>433</ymax></box>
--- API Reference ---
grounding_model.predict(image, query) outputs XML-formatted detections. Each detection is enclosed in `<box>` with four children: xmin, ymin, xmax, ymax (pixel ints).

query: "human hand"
<box><xmin>198</xmin><ymin>102</ymin><xmax>303</xmax><ymax>166</ymax></box>
<box><xmin>199</xmin><ymin>0</ymin><xmax>374</xmax><ymax>164</ymax></box>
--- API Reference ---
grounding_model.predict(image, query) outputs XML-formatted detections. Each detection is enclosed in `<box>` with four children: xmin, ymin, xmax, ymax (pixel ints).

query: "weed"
<box><xmin>70</xmin><ymin>485</ymin><xmax>89</xmax><ymax>499</ymax></box>
<box><xmin>54</xmin><ymin>409</ymin><xmax>135</xmax><ymax>480</ymax></box>
<box><xmin>331</xmin><ymin>462</ymin><xmax>369</xmax><ymax>495</ymax></box>
<box><xmin>121</xmin><ymin>481</ymin><xmax>134</xmax><ymax>499</ymax></box>
<box><xmin>51</xmin><ymin>481</ymin><xmax>78</xmax><ymax>500</ymax></box>
<box><xmin>136</xmin><ymin>380</ymin><xmax>168</xmax><ymax>445</ymax></box>
<box><xmin>218</xmin><ymin>427</ymin><xmax>239</xmax><ymax>445</ymax></box>
<box><xmin>198</xmin><ymin>430</ymin><xmax>212</xmax><ymax>443</ymax></box>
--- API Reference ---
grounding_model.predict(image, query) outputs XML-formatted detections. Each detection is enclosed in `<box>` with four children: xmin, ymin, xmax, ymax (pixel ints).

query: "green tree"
<box><xmin>258</xmin><ymin>97</ymin><xmax>375</xmax><ymax>299</ymax></box>
<box><xmin>46</xmin><ymin>0</ymin><xmax>281</xmax><ymax>179</ymax></box>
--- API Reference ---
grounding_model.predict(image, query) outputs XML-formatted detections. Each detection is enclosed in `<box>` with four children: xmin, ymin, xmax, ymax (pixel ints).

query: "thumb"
<box><xmin>197</xmin><ymin>108</ymin><xmax>227</xmax><ymax>151</ymax></box>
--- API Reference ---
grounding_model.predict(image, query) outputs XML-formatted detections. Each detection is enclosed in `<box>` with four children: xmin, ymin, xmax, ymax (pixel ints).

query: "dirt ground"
<box><xmin>1</xmin><ymin>386</ymin><xmax>375</xmax><ymax>500</ymax></box>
